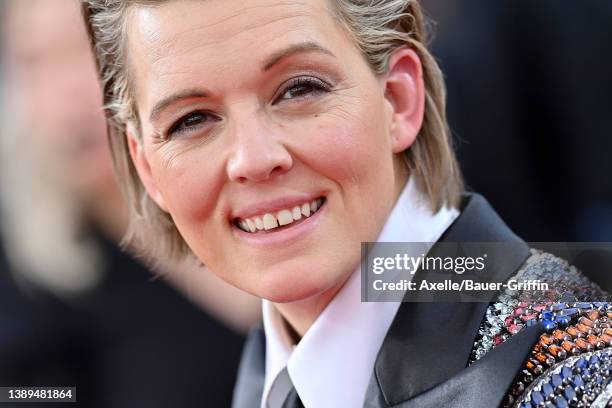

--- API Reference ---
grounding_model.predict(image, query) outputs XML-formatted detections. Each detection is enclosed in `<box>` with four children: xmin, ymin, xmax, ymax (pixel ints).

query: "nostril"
<box><xmin>270</xmin><ymin>165</ymin><xmax>285</xmax><ymax>176</ymax></box>
<box><xmin>230</xmin><ymin>164</ymin><xmax>288</xmax><ymax>183</ymax></box>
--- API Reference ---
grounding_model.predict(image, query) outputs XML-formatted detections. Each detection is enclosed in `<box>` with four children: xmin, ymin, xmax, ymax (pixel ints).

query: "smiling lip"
<box><xmin>231</xmin><ymin>194</ymin><xmax>324</xmax><ymax>221</ymax></box>
<box><xmin>231</xmin><ymin>197</ymin><xmax>326</xmax><ymax>248</ymax></box>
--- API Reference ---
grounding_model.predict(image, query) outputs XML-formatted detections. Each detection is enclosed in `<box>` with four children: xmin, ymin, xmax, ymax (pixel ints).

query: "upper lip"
<box><xmin>230</xmin><ymin>194</ymin><xmax>324</xmax><ymax>221</ymax></box>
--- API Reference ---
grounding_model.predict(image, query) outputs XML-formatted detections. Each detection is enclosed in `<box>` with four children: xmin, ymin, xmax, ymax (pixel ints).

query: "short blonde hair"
<box><xmin>82</xmin><ymin>0</ymin><xmax>463</xmax><ymax>263</ymax></box>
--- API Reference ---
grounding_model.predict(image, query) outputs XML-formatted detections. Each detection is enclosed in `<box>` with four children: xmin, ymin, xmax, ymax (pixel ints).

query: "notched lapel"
<box><xmin>368</xmin><ymin>194</ymin><xmax>531</xmax><ymax>407</ymax></box>
<box><xmin>365</xmin><ymin>323</ymin><xmax>545</xmax><ymax>407</ymax></box>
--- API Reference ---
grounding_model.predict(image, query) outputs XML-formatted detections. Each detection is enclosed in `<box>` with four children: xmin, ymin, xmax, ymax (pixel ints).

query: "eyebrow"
<box><xmin>262</xmin><ymin>41</ymin><xmax>335</xmax><ymax>71</ymax></box>
<box><xmin>150</xmin><ymin>88</ymin><xmax>209</xmax><ymax>123</ymax></box>
<box><xmin>148</xmin><ymin>42</ymin><xmax>335</xmax><ymax>123</ymax></box>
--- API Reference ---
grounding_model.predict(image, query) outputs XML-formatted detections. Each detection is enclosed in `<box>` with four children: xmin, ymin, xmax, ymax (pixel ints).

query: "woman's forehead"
<box><xmin>128</xmin><ymin>0</ymin><xmax>340</xmax><ymax>57</ymax></box>
<box><xmin>126</xmin><ymin>0</ymin><xmax>353</xmax><ymax>107</ymax></box>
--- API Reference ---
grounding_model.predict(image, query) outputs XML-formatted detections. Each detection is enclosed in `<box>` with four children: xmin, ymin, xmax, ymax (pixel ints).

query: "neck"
<box><xmin>272</xmin><ymin>279</ymin><xmax>346</xmax><ymax>340</ymax></box>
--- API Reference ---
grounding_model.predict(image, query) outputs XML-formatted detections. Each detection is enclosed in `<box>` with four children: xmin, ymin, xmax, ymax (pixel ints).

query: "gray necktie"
<box><xmin>267</xmin><ymin>367</ymin><xmax>303</xmax><ymax>408</ymax></box>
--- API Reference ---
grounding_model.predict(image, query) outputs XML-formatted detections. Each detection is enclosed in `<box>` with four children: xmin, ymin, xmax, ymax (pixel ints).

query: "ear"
<box><xmin>126</xmin><ymin>126</ymin><xmax>169</xmax><ymax>213</ymax></box>
<box><xmin>383</xmin><ymin>47</ymin><xmax>425</xmax><ymax>154</ymax></box>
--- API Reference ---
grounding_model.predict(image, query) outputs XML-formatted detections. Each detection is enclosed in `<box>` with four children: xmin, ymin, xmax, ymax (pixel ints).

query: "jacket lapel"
<box><xmin>365</xmin><ymin>323</ymin><xmax>545</xmax><ymax>408</ymax></box>
<box><xmin>232</xmin><ymin>328</ymin><xmax>266</xmax><ymax>408</ymax></box>
<box><xmin>367</xmin><ymin>193</ymin><xmax>532</xmax><ymax>407</ymax></box>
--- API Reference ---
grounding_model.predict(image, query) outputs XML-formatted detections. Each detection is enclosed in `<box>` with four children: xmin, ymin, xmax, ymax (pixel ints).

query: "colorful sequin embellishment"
<box><xmin>514</xmin><ymin>350</ymin><xmax>612</xmax><ymax>408</ymax></box>
<box><xmin>506</xmin><ymin>302</ymin><xmax>612</xmax><ymax>407</ymax></box>
<box><xmin>470</xmin><ymin>250</ymin><xmax>607</xmax><ymax>364</ymax></box>
<box><xmin>465</xmin><ymin>249</ymin><xmax>612</xmax><ymax>407</ymax></box>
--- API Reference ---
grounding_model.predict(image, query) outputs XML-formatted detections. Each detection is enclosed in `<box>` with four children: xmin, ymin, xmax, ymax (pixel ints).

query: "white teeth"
<box><xmin>263</xmin><ymin>213</ymin><xmax>278</xmax><ymax>230</ymax></box>
<box><xmin>292</xmin><ymin>206</ymin><xmax>302</xmax><ymax>221</ymax></box>
<box><xmin>237</xmin><ymin>198</ymin><xmax>324</xmax><ymax>233</ymax></box>
<box><xmin>310</xmin><ymin>199</ymin><xmax>318</xmax><ymax>213</ymax></box>
<box><xmin>246</xmin><ymin>219</ymin><xmax>256</xmax><ymax>233</ymax></box>
<box><xmin>277</xmin><ymin>209</ymin><xmax>293</xmax><ymax>226</ymax></box>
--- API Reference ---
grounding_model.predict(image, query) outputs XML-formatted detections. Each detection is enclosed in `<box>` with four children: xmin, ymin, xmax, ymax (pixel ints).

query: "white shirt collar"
<box><xmin>261</xmin><ymin>178</ymin><xmax>459</xmax><ymax>408</ymax></box>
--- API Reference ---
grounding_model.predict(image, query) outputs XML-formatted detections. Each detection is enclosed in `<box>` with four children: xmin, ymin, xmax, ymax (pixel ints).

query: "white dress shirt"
<box><xmin>261</xmin><ymin>178</ymin><xmax>460</xmax><ymax>408</ymax></box>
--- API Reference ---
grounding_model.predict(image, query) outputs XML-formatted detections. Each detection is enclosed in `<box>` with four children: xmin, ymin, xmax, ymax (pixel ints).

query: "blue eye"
<box><xmin>167</xmin><ymin>111</ymin><xmax>220</xmax><ymax>137</ymax></box>
<box><xmin>276</xmin><ymin>76</ymin><xmax>331</xmax><ymax>103</ymax></box>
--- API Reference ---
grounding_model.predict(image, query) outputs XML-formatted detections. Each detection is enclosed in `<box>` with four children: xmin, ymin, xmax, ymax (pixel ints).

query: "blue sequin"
<box><xmin>575</xmin><ymin>358</ymin><xmax>588</xmax><ymax>370</ymax></box>
<box><xmin>563</xmin><ymin>385</ymin><xmax>576</xmax><ymax>402</ymax></box>
<box><xmin>554</xmin><ymin>395</ymin><xmax>569</xmax><ymax>408</ymax></box>
<box><xmin>571</xmin><ymin>374</ymin><xmax>584</xmax><ymax>389</ymax></box>
<box><xmin>551</xmin><ymin>374</ymin><xmax>562</xmax><ymax>389</ymax></box>
<box><xmin>554</xmin><ymin>315</ymin><xmax>571</xmax><ymax>325</ymax></box>
<box><xmin>589</xmin><ymin>355</ymin><xmax>600</xmax><ymax>368</ymax></box>
<box><xmin>542</xmin><ymin>382</ymin><xmax>554</xmax><ymax>398</ymax></box>
<box><xmin>541</xmin><ymin>319</ymin><xmax>557</xmax><ymax>330</ymax></box>
<box><xmin>561</xmin><ymin>366</ymin><xmax>573</xmax><ymax>381</ymax></box>
<box><xmin>560</xmin><ymin>307</ymin><xmax>579</xmax><ymax>316</ymax></box>
<box><xmin>541</xmin><ymin>311</ymin><xmax>554</xmax><ymax>319</ymax></box>
<box><xmin>593</xmin><ymin>302</ymin><xmax>610</xmax><ymax>311</ymax></box>
<box><xmin>531</xmin><ymin>390</ymin><xmax>545</xmax><ymax>405</ymax></box>
<box><xmin>574</xmin><ymin>302</ymin><xmax>592</xmax><ymax>310</ymax></box>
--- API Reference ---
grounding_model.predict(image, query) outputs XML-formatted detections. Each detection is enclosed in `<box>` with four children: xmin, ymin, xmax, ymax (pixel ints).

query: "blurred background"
<box><xmin>423</xmin><ymin>0</ymin><xmax>612</xmax><ymax>242</ymax></box>
<box><xmin>0</xmin><ymin>1</ymin><xmax>260</xmax><ymax>407</ymax></box>
<box><xmin>0</xmin><ymin>0</ymin><xmax>610</xmax><ymax>407</ymax></box>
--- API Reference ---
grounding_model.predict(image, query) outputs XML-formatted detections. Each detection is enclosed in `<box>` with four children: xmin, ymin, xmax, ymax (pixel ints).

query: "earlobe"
<box><xmin>126</xmin><ymin>128</ymin><xmax>169</xmax><ymax>213</ymax></box>
<box><xmin>383</xmin><ymin>48</ymin><xmax>425</xmax><ymax>154</ymax></box>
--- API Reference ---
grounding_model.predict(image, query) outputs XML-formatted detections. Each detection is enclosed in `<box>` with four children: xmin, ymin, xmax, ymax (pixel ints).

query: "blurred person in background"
<box><xmin>0</xmin><ymin>0</ymin><xmax>260</xmax><ymax>406</ymax></box>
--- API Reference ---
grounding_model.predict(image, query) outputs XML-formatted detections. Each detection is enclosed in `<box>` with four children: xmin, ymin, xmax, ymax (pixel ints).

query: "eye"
<box><xmin>274</xmin><ymin>76</ymin><xmax>331</xmax><ymax>104</ymax></box>
<box><xmin>167</xmin><ymin>111</ymin><xmax>220</xmax><ymax>138</ymax></box>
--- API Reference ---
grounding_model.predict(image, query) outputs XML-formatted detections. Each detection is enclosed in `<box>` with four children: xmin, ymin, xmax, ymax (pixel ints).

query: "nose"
<box><xmin>226</xmin><ymin>116</ymin><xmax>293</xmax><ymax>183</ymax></box>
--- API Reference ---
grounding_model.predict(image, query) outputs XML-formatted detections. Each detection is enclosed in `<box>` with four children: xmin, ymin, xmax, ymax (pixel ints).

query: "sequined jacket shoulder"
<box><xmin>470</xmin><ymin>249</ymin><xmax>611</xmax><ymax>407</ymax></box>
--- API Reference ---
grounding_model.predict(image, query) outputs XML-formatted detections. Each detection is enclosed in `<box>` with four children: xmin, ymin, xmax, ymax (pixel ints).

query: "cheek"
<box><xmin>294</xmin><ymin>102</ymin><xmax>393</xmax><ymax>196</ymax></box>
<box><xmin>150</xmin><ymin>147</ymin><xmax>224</xmax><ymax>232</ymax></box>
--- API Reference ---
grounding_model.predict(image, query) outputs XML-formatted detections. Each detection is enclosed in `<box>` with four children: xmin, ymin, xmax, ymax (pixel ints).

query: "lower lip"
<box><xmin>232</xmin><ymin>200</ymin><xmax>326</xmax><ymax>248</ymax></box>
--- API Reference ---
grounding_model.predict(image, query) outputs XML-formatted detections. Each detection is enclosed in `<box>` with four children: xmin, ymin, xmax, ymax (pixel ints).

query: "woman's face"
<box><xmin>127</xmin><ymin>0</ymin><xmax>423</xmax><ymax>302</ymax></box>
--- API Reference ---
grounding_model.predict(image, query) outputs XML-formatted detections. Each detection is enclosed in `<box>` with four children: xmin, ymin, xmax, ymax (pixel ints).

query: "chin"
<box><xmin>254</xmin><ymin>265</ymin><xmax>340</xmax><ymax>304</ymax></box>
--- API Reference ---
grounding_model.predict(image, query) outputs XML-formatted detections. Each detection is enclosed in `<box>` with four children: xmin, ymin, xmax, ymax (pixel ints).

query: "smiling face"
<box><xmin>126</xmin><ymin>0</ymin><xmax>424</xmax><ymax>303</ymax></box>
